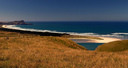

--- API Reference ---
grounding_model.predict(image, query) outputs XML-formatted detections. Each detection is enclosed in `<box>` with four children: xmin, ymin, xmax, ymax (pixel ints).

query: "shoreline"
<box><xmin>0</xmin><ymin>25</ymin><xmax>69</xmax><ymax>36</ymax></box>
<box><xmin>1</xmin><ymin>25</ymin><xmax>122</xmax><ymax>43</ymax></box>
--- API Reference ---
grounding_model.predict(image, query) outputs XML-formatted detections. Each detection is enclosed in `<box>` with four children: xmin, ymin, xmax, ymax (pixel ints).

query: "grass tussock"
<box><xmin>0</xmin><ymin>30</ymin><xmax>128</xmax><ymax>68</ymax></box>
<box><xmin>95</xmin><ymin>40</ymin><xmax>128</xmax><ymax>52</ymax></box>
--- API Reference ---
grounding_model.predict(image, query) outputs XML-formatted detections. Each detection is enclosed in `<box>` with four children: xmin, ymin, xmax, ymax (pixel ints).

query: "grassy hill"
<box><xmin>95</xmin><ymin>40</ymin><xmax>128</xmax><ymax>52</ymax></box>
<box><xmin>1</xmin><ymin>30</ymin><xmax>128</xmax><ymax>68</ymax></box>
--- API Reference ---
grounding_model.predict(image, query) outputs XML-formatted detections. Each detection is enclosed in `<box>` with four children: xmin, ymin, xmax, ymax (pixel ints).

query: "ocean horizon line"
<box><xmin>25</xmin><ymin>21</ymin><xmax>128</xmax><ymax>22</ymax></box>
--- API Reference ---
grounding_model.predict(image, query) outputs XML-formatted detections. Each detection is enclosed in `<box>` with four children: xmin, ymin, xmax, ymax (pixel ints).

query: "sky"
<box><xmin>0</xmin><ymin>0</ymin><xmax>128</xmax><ymax>21</ymax></box>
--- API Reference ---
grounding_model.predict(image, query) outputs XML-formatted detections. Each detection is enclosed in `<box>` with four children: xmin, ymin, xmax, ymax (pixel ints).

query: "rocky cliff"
<box><xmin>0</xmin><ymin>20</ymin><xmax>32</xmax><ymax>25</ymax></box>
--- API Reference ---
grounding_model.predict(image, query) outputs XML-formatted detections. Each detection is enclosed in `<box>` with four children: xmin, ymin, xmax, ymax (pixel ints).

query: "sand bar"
<box><xmin>70</xmin><ymin>37</ymin><xmax>122</xmax><ymax>43</ymax></box>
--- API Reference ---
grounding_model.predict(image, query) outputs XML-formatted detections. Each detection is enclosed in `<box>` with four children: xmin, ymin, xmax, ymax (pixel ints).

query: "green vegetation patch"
<box><xmin>95</xmin><ymin>40</ymin><xmax>128</xmax><ymax>52</ymax></box>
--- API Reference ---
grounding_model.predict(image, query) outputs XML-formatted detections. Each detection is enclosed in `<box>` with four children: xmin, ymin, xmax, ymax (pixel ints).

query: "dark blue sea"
<box><xmin>6</xmin><ymin>21</ymin><xmax>128</xmax><ymax>50</ymax></box>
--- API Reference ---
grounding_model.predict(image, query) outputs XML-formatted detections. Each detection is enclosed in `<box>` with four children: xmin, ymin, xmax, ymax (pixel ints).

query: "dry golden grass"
<box><xmin>0</xmin><ymin>31</ymin><xmax>128</xmax><ymax>68</ymax></box>
<box><xmin>95</xmin><ymin>40</ymin><xmax>128</xmax><ymax>52</ymax></box>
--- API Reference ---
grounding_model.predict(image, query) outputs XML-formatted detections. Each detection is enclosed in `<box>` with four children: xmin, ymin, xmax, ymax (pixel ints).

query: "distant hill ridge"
<box><xmin>0</xmin><ymin>20</ymin><xmax>32</xmax><ymax>25</ymax></box>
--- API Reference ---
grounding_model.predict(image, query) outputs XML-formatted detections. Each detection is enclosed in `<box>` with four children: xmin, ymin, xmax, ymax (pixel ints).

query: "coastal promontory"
<box><xmin>0</xmin><ymin>20</ymin><xmax>32</xmax><ymax>25</ymax></box>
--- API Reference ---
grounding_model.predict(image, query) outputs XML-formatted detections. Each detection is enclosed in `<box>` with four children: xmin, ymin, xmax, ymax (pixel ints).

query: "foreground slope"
<box><xmin>0</xmin><ymin>31</ymin><xmax>128</xmax><ymax>68</ymax></box>
<box><xmin>95</xmin><ymin>40</ymin><xmax>128</xmax><ymax>52</ymax></box>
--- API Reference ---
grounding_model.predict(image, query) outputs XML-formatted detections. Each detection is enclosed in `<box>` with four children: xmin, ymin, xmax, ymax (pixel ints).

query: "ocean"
<box><xmin>5</xmin><ymin>21</ymin><xmax>128</xmax><ymax>50</ymax></box>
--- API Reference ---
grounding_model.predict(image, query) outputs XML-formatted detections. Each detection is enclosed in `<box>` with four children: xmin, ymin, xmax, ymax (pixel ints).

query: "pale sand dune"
<box><xmin>70</xmin><ymin>37</ymin><xmax>122</xmax><ymax>43</ymax></box>
<box><xmin>2</xmin><ymin>25</ymin><xmax>5</xmax><ymax>28</ymax></box>
<box><xmin>2</xmin><ymin>25</ymin><xmax>7</xmax><ymax>28</ymax></box>
<box><xmin>94</xmin><ymin>37</ymin><xmax>121</xmax><ymax>43</ymax></box>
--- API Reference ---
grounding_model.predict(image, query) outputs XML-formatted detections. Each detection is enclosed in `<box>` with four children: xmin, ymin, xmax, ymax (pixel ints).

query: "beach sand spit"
<box><xmin>70</xmin><ymin>37</ymin><xmax>121</xmax><ymax>43</ymax></box>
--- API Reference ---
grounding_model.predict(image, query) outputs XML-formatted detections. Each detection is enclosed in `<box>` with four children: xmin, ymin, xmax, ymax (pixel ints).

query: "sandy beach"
<box><xmin>95</xmin><ymin>37</ymin><xmax>121</xmax><ymax>43</ymax></box>
<box><xmin>2</xmin><ymin>25</ymin><xmax>6</xmax><ymax>28</ymax></box>
<box><xmin>70</xmin><ymin>37</ymin><xmax>122</xmax><ymax>43</ymax></box>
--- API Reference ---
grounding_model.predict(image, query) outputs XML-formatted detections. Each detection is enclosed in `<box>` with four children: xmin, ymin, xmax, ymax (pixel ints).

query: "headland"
<box><xmin>0</xmin><ymin>20</ymin><xmax>32</xmax><ymax>25</ymax></box>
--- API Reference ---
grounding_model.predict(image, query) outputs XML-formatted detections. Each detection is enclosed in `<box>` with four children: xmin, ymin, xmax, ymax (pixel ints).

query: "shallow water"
<box><xmin>78</xmin><ymin>43</ymin><xmax>104</xmax><ymax>50</ymax></box>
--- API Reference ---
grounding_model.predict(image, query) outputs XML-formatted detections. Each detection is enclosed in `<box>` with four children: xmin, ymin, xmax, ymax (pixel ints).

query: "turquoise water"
<box><xmin>78</xmin><ymin>43</ymin><xmax>104</xmax><ymax>50</ymax></box>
